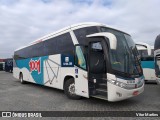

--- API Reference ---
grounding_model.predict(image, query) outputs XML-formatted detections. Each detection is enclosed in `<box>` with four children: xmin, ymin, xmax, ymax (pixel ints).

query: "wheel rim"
<box><xmin>68</xmin><ymin>83</ymin><xmax>75</xmax><ymax>95</ymax></box>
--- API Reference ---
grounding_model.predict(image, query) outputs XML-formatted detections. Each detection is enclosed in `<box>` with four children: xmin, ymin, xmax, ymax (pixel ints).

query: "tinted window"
<box><xmin>14</xmin><ymin>33</ymin><xmax>74</xmax><ymax>60</ymax></box>
<box><xmin>138</xmin><ymin>50</ymin><xmax>148</xmax><ymax>57</ymax></box>
<box><xmin>44</xmin><ymin>37</ymin><xmax>57</xmax><ymax>55</ymax></box>
<box><xmin>141</xmin><ymin>57</ymin><xmax>154</xmax><ymax>61</ymax></box>
<box><xmin>14</xmin><ymin>47</ymin><xmax>28</xmax><ymax>60</ymax></box>
<box><xmin>14</xmin><ymin>42</ymin><xmax>44</xmax><ymax>60</ymax></box>
<box><xmin>138</xmin><ymin>49</ymin><xmax>154</xmax><ymax>61</ymax></box>
<box><xmin>31</xmin><ymin>42</ymin><xmax>44</xmax><ymax>57</ymax></box>
<box><xmin>74</xmin><ymin>26</ymin><xmax>98</xmax><ymax>45</ymax></box>
<box><xmin>57</xmin><ymin>33</ymin><xmax>74</xmax><ymax>54</ymax></box>
<box><xmin>101</xmin><ymin>27</ymin><xmax>142</xmax><ymax>76</ymax></box>
<box><xmin>44</xmin><ymin>33</ymin><xmax>74</xmax><ymax>55</ymax></box>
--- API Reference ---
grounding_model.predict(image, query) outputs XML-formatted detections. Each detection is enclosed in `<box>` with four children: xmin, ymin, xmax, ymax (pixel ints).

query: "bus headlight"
<box><xmin>120</xmin><ymin>82</ymin><xmax>126</xmax><ymax>88</ymax></box>
<box><xmin>108</xmin><ymin>80</ymin><xmax>127</xmax><ymax>89</ymax></box>
<box><xmin>108</xmin><ymin>77</ymin><xmax>144</xmax><ymax>89</ymax></box>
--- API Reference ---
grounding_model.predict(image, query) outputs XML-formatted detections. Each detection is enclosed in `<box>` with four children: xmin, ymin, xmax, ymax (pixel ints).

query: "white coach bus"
<box><xmin>13</xmin><ymin>22</ymin><xmax>144</xmax><ymax>102</ymax></box>
<box><xmin>136</xmin><ymin>42</ymin><xmax>156</xmax><ymax>83</ymax></box>
<box><xmin>154</xmin><ymin>34</ymin><xmax>160</xmax><ymax>84</ymax></box>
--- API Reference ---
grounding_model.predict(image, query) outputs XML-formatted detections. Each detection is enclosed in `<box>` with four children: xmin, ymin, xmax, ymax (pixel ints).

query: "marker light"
<box><xmin>133</xmin><ymin>91</ymin><xmax>139</xmax><ymax>96</ymax></box>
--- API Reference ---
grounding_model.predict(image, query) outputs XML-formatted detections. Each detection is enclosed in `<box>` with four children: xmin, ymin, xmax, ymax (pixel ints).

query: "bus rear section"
<box><xmin>13</xmin><ymin>22</ymin><xmax>144</xmax><ymax>102</ymax></box>
<box><xmin>136</xmin><ymin>43</ymin><xmax>156</xmax><ymax>83</ymax></box>
<box><xmin>154</xmin><ymin>34</ymin><xmax>160</xmax><ymax>84</ymax></box>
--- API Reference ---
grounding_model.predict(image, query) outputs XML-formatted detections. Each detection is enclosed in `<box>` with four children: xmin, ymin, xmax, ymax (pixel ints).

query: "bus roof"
<box><xmin>15</xmin><ymin>22</ymin><xmax>130</xmax><ymax>51</ymax></box>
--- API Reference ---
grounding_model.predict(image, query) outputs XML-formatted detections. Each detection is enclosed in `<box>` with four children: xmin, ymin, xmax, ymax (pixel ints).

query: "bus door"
<box><xmin>88</xmin><ymin>40</ymin><xmax>108</xmax><ymax>99</ymax></box>
<box><xmin>74</xmin><ymin>45</ymin><xmax>89</xmax><ymax>98</ymax></box>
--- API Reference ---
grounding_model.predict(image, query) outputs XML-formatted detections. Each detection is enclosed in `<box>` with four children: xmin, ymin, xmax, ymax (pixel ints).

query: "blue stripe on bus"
<box><xmin>141</xmin><ymin>61</ymin><xmax>154</xmax><ymax>69</ymax></box>
<box><xmin>16</xmin><ymin>56</ymin><xmax>48</xmax><ymax>85</ymax></box>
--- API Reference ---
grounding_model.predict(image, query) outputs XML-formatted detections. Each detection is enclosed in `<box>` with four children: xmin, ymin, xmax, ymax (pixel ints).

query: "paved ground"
<box><xmin>0</xmin><ymin>71</ymin><xmax>160</xmax><ymax>120</ymax></box>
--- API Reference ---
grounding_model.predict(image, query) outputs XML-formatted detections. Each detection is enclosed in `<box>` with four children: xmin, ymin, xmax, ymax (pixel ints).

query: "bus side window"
<box><xmin>75</xmin><ymin>46</ymin><xmax>87</xmax><ymax>70</ymax></box>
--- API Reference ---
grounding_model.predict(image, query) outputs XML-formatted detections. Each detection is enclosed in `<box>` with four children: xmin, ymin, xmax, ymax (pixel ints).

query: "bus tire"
<box><xmin>19</xmin><ymin>73</ymin><xmax>25</xmax><ymax>84</ymax></box>
<box><xmin>64</xmin><ymin>78</ymin><xmax>81</xmax><ymax>100</ymax></box>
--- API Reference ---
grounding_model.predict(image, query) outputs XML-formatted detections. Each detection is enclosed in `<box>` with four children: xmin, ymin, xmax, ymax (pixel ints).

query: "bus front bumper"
<box><xmin>156</xmin><ymin>78</ymin><xmax>160</xmax><ymax>84</ymax></box>
<box><xmin>107</xmin><ymin>82</ymin><xmax>144</xmax><ymax>102</ymax></box>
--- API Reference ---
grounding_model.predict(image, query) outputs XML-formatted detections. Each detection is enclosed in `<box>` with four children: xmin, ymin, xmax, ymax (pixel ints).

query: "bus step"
<box><xmin>100</xmin><ymin>80</ymin><xmax>107</xmax><ymax>84</ymax></box>
<box><xmin>96</xmin><ymin>88</ymin><xmax>107</xmax><ymax>96</ymax></box>
<box><xmin>89</xmin><ymin>87</ymin><xmax>96</xmax><ymax>95</ymax></box>
<box><xmin>97</xmin><ymin>78</ymin><xmax>107</xmax><ymax>83</ymax></box>
<box><xmin>101</xmin><ymin>78</ymin><xmax>108</xmax><ymax>82</ymax></box>
<box><xmin>98</xmin><ymin>83</ymin><xmax>107</xmax><ymax>89</ymax></box>
<box><xmin>91</xmin><ymin>94</ymin><xmax>108</xmax><ymax>100</ymax></box>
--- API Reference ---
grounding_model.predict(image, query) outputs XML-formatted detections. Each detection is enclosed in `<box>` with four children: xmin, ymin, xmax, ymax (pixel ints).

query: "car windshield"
<box><xmin>101</xmin><ymin>27</ymin><xmax>142</xmax><ymax>77</ymax></box>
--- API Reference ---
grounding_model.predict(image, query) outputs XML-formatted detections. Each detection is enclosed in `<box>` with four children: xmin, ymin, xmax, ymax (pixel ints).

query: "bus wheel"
<box><xmin>64</xmin><ymin>78</ymin><xmax>81</xmax><ymax>100</ymax></box>
<box><xmin>19</xmin><ymin>73</ymin><xmax>25</xmax><ymax>84</ymax></box>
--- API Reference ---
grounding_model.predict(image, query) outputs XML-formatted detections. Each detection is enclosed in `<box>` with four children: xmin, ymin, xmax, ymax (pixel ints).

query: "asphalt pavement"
<box><xmin>0</xmin><ymin>71</ymin><xmax>159</xmax><ymax>120</ymax></box>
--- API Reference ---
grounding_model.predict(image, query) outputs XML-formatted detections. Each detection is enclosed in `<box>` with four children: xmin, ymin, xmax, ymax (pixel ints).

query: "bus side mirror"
<box><xmin>136</xmin><ymin>42</ymin><xmax>152</xmax><ymax>56</ymax></box>
<box><xmin>86</xmin><ymin>32</ymin><xmax>117</xmax><ymax>50</ymax></box>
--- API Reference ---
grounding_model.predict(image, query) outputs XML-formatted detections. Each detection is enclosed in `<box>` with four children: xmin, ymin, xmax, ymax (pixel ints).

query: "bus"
<box><xmin>13</xmin><ymin>22</ymin><xmax>144</xmax><ymax>102</ymax></box>
<box><xmin>154</xmin><ymin>34</ymin><xmax>160</xmax><ymax>84</ymax></box>
<box><xmin>136</xmin><ymin>42</ymin><xmax>157</xmax><ymax>83</ymax></box>
<box><xmin>4</xmin><ymin>58</ymin><xmax>13</xmax><ymax>73</ymax></box>
<box><xmin>0</xmin><ymin>62</ymin><xmax>5</xmax><ymax>71</ymax></box>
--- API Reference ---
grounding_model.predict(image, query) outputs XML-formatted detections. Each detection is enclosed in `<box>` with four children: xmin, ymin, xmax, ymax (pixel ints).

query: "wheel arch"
<box><xmin>63</xmin><ymin>75</ymin><xmax>75</xmax><ymax>90</ymax></box>
<box><xmin>19</xmin><ymin>71</ymin><xmax>23</xmax><ymax>79</ymax></box>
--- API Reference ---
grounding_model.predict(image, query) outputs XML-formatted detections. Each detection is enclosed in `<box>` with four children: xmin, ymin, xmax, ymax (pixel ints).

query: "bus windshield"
<box><xmin>101</xmin><ymin>27</ymin><xmax>142</xmax><ymax>78</ymax></box>
<box><xmin>138</xmin><ymin>49</ymin><xmax>148</xmax><ymax>57</ymax></box>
